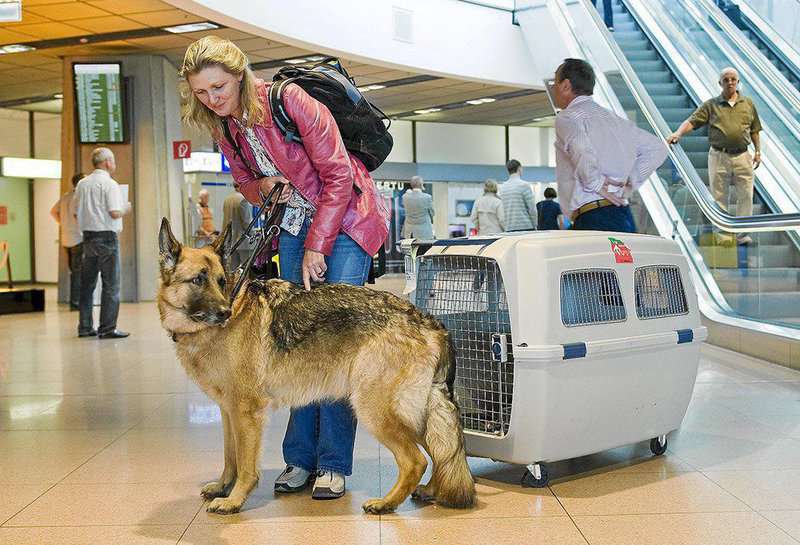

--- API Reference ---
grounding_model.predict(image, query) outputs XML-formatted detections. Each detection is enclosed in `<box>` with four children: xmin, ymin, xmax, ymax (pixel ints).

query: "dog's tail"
<box><xmin>424</xmin><ymin>333</ymin><xmax>476</xmax><ymax>508</ymax></box>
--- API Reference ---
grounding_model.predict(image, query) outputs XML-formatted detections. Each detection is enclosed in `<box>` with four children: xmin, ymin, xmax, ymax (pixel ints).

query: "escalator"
<box><xmin>592</xmin><ymin>0</ymin><xmax>800</xmax><ymax>326</ymax></box>
<box><xmin>717</xmin><ymin>1</ymin><xmax>800</xmax><ymax>92</ymax></box>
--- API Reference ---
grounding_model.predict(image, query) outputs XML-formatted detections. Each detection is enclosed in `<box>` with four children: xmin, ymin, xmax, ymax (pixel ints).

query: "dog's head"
<box><xmin>157</xmin><ymin>217</ymin><xmax>232</xmax><ymax>334</ymax></box>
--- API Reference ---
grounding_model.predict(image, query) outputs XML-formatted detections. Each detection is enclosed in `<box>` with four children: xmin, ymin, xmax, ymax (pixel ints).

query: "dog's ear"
<box><xmin>210</xmin><ymin>221</ymin><xmax>232</xmax><ymax>260</ymax></box>
<box><xmin>158</xmin><ymin>217</ymin><xmax>182</xmax><ymax>272</ymax></box>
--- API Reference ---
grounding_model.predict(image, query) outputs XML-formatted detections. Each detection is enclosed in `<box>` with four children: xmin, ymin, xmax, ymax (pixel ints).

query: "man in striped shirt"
<box><xmin>499</xmin><ymin>159</ymin><xmax>537</xmax><ymax>231</ymax></box>
<box><xmin>553</xmin><ymin>58</ymin><xmax>668</xmax><ymax>233</ymax></box>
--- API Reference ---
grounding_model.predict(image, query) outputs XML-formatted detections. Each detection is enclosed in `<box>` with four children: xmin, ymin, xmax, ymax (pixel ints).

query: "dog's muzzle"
<box><xmin>190</xmin><ymin>307</ymin><xmax>232</xmax><ymax>326</ymax></box>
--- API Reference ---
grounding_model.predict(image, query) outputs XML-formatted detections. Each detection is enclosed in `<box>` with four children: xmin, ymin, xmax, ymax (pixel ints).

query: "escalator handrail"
<box><xmin>645</xmin><ymin>0</ymin><xmax>800</xmax><ymax>215</ymax></box>
<box><xmin>693</xmin><ymin>0</ymin><xmax>800</xmax><ymax>132</ymax></box>
<box><xmin>572</xmin><ymin>0</ymin><xmax>800</xmax><ymax>231</ymax></box>
<box><xmin>735</xmin><ymin>1</ymin><xmax>800</xmax><ymax>79</ymax></box>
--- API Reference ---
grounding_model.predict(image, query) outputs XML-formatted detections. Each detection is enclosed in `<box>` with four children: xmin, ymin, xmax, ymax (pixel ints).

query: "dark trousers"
<box><xmin>592</xmin><ymin>0</ymin><xmax>614</xmax><ymax>28</ymax></box>
<box><xmin>66</xmin><ymin>243</ymin><xmax>83</xmax><ymax>308</ymax></box>
<box><xmin>78</xmin><ymin>231</ymin><xmax>121</xmax><ymax>336</ymax></box>
<box><xmin>573</xmin><ymin>205</ymin><xmax>636</xmax><ymax>233</ymax></box>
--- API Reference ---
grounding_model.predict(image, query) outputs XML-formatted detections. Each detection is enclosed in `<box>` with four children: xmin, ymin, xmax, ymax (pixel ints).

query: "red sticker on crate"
<box><xmin>609</xmin><ymin>237</ymin><xmax>633</xmax><ymax>263</ymax></box>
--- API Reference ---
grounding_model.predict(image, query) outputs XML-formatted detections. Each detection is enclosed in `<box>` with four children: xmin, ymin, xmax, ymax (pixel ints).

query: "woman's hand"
<box><xmin>259</xmin><ymin>176</ymin><xmax>293</xmax><ymax>204</ymax></box>
<box><xmin>302</xmin><ymin>249</ymin><xmax>327</xmax><ymax>291</ymax></box>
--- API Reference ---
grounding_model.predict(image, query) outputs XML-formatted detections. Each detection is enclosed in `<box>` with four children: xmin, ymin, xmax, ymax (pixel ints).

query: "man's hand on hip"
<box><xmin>599</xmin><ymin>178</ymin><xmax>627</xmax><ymax>206</ymax></box>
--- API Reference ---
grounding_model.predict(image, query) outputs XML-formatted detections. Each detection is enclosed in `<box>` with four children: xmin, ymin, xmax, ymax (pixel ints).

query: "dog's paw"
<box><xmin>411</xmin><ymin>484</ymin><xmax>435</xmax><ymax>502</ymax></box>
<box><xmin>362</xmin><ymin>498</ymin><xmax>396</xmax><ymax>514</ymax></box>
<box><xmin>206</xmin><ymin>497</ymin><xmax>243</xmax><ymax>515</ymax></box>
<box><xmin>200</xmin><ymin>481</ymin><xmax>227</xmax><ymax>500</ymax></box>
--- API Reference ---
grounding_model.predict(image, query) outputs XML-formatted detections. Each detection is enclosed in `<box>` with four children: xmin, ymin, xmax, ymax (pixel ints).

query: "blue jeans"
<box><xmin>592</xmin><ymin>0</ymin><xmax>614</xmax><ymax>28</ymax></box>
<box><xmin>573</xmin><ymin>205</ymin><xmax>636</xmax><ymax>233</ymax></box>
<box><xmin>279</xmin><ymin>220</ymin><xmax>372</xmax><ymax>476</ymax></box>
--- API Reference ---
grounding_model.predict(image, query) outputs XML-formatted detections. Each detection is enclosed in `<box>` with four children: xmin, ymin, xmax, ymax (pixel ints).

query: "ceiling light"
<box><xmin>0</xmin><ymin>44</ymin><xmax>35</xmax><ymax>54</ymax></box>
<box><xmin>284</xmin><ymin>58</ymin><xmax>307</xmax><ymax>64</ymax></box>
<box><xmin>163</xmin><ymin>22</ymin><xmax>219</xmax><ymax>34</ymax></box>
<box><xmin>413</xmin><ymin>108</ymin><xmax>441</xmax><ymax>115</ymax></box>
<box><xmin>53</xmin><ymin>93</ymin><xmax>63</xmax><ymax>99</ymax></box>
<box><xmin>0</xmin><ymin>1</ymin><xmax>21</xmax><ymax>23</ymax></box>
<box><xmin>357</xmin><ymin>84</ymin><xmax>386</xmax><ymax>92</ymax></box>
<box><xmin>465</xmin><ymin>97</ymin><xmax>497</xmax><ymax>105</ymax></box>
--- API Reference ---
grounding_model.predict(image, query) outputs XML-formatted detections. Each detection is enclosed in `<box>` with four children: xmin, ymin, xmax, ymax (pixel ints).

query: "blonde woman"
<box><xmin>470</xmin><ymin>179</ymin><xmax>505</xmax><ymax>235</ymax></box>
<box><xmin>181</xmin><ymin>36</ymin><xmax>389</xmax><ymax>500</ymax></box>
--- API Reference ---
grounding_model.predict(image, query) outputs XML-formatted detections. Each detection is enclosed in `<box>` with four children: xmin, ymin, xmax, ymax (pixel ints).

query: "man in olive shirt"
<box><xmin>668</xmin><ymin>67</ymin><xmax>762</xmax><ymax>245</ymax></box>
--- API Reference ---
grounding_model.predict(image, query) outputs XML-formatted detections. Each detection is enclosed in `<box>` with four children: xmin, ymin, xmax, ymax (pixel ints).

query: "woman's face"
<box><xmin>187</xmin><ymin>65</ymin><xmax>243</xmax><ymax>118</ymax></box>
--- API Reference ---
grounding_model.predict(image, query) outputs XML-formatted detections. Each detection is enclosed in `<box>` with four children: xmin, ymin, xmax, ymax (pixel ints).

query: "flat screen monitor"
<box><xmin>73</xmin><ymin>63</ymin><xmax>126</xmax><ymax>144</ymax></box>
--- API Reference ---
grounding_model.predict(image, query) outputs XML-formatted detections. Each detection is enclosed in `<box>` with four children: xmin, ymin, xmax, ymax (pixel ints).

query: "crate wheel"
<box><xmin>522</xmin><ymin>463</ymin><xmax>549</xmax><ymax>488</ymax></box>
<box><xmin>650</xmin><ymin>435</ymin><xmax>668</xmax><ymax>456</ymax></box>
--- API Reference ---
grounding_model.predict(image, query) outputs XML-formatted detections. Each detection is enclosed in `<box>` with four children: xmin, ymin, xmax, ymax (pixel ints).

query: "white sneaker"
<box><xmin>311</xmin><ymin>470</ymin><xmax>346</xmax><ymax>500</ymax></box>
<box><xmin>274</xmin><ymin>465</ymin><xmax>313</xmax><ymax>493</ymax></box>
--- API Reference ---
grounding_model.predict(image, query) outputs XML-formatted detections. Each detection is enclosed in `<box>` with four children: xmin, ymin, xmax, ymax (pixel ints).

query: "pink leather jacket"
<box><xmin>215</xmin><ymin>79</ymin><xmax>389</xmax><ymax>256</ymax></box>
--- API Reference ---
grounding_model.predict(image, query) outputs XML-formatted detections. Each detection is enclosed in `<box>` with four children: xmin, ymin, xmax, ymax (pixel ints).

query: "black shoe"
<box><xmin>78</xmin><ymin>329</ymin><xmax>97</xmax><ymax>338</ymax></box>
<box><xmin>98</xmin><ymin>330</ymin><xmax>130</xmax><ymax>339</ymax></box>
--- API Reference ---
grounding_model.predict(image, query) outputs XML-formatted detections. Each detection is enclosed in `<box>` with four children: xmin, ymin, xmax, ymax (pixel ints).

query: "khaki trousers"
<box><xmin>708</xmin><ymin>148</ymin><xmax>754</xmax><ymax>217</ymax></box>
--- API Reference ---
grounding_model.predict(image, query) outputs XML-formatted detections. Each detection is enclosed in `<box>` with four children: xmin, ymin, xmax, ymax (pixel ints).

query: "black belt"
<box><xmin>711</xmin><ymin>145</ymin><xmax>747</xmax><ymax>155</ymax></box>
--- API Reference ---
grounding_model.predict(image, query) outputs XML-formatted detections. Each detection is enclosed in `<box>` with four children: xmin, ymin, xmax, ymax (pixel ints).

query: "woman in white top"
<box><xmin>470</xmin><ymin>179</ymin><xmax>505</xmax><ymax>235</ymax></box>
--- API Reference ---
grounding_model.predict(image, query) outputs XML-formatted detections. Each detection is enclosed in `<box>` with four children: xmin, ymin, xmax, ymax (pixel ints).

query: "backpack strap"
<box><xmin>269</xmin><ymin>79</ymin><xmax>301</xmax><ymax>144</ymax></box>
<box><xmin>268</xmin><ymin>79</ymin><xmax>363</xmax><ymax>196</ymax></box>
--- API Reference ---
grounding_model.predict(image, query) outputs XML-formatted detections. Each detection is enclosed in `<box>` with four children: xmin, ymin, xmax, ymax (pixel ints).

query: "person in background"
<box><xmin>50</xmin><ymin>172</ymin><xmax>84</xmax><ymax>310</ymax></box>
<box><xmin>470</xmin><ymin>179</ymin><xmax>505</xmax><ymax>235</ymax></box>
<box><xmin>181</xmin><ymin>36</ymin><xmax>389</xmax><ymax>500</ymax></box>
<box><xmin>222</xmin><ymin>181</ymin><xmax>253</xmax><ymax>270</ymax></box>
<box><xmin>196</xmin><ymin>189</ymin><xmax>218</xmax><ymax>243</ymax></box>
<box><xmin>591</xmin><ymin>0</ymin><xmax>614</xmax><ymax>30</ymax></box>
<box><xmin>536</xmin><ymin>187</ymin><xmax>563</xmax><ymax>230</ymax></box>
<box><xmin>553</xmin><ymin>58</ymin><xmax>667</xmax><ymax>233</ymax></box>
<box><xmin>401</xmin><ymin>176</ymin><xmax>435</xmax><ymax>239</ymax></box>
<box><xmin>667</xmin><ymin>67</ymin><xmax>761</xmax><ymax>245</ymax></box>
<box><xmin>75</xmin><ymin>147</ymin><xmax>132</xmax><ymax>339</ymax></box>
<box><xmin>499</xmin><ymin>159</ymin><xmax>537</xmax><ymax>231</ymax></box>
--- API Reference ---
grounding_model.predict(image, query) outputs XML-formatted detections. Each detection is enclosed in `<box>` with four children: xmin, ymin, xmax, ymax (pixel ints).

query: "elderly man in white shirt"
<box><xmin>553</xmin><ymin>58</ymin><xmax>668</xmax><ymax>232</ymax></box>
<box><xmin>75</xmin><ymin>147</ymin><xmax>132</xmax><ymax>339</ymax></box>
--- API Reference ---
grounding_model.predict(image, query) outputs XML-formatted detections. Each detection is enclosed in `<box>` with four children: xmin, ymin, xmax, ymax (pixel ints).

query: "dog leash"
<box><xmin>227</xmin><ymin>183</ymin><xmax>286</xmax><ymax>305</ymax></box>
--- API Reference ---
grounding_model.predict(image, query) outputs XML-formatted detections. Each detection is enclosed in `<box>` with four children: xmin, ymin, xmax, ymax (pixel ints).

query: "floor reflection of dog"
<box><xmin>156</xmin><ymin>218</ymin><xmax>475</xmax><ymax>514</ymax></box>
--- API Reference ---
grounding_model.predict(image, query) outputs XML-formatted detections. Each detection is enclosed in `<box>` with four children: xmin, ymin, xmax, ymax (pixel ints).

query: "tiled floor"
<box><xmin>1</xmin><ymin>279</ymin><xmax>799</xmax><ymax>544</ymax></box>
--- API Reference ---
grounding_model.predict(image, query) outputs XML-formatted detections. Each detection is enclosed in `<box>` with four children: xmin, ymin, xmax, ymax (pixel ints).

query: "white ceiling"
<box><xmin>0</xmin><ymin>0</ymin><xmax>553</xmax><ymax>125</ymax></box>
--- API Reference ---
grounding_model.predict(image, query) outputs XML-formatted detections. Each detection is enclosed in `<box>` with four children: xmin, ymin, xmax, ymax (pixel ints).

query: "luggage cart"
<box><xmin>403</xmin><ymin>232</ymin><xmax>707</xmax><ymax>487</ymax></box>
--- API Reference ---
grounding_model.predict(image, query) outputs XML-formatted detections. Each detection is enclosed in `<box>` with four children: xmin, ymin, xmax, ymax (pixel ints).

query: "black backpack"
<box><xmin>268</xmin><ymin>58</ymin><xmax>393</xmax><ymax>171</ymax></box>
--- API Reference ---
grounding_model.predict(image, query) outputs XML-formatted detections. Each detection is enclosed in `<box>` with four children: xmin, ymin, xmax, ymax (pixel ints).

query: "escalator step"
<box><xmin>630</xmin><ymin>60</ymin><xmax>666</xmax><ymax>72</ymax></box>
<box><xmin>624</xmin><ymin>49</ymin><xmax>659</xmax><ymax>61</ymax></box>
<box><xmin>617</xmin><ymin>39</ymin><xmax>651</xmax><ymax>51</ymax></box>
<box><xmin>643</xmin><ymin>82</ymin><xmax>682</xmax><ymax>95</ymax></box>
<box><xmin>636</xmin><ymin>71</ymin><xmax>673</xmax><ymax>83</ymax></box>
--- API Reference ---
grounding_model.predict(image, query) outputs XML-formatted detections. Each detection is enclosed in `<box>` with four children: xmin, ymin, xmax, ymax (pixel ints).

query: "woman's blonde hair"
<box><xmin>484</xmin><ymin>179</ymin><xmax>498</xmax><ymax>194</ymax></box>
<box><xmin>180</xmin><ymin>36</ymin><xmax>264</xmax><ymax>134</ymax></box>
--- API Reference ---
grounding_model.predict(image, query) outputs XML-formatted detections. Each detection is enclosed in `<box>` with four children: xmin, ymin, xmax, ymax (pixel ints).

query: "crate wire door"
<box><xmin>415</xmin><ymin>255</ymin><xmax>513</xmax><ymax>436</ymax></box>
<box><xmin>635</xmin><ymin>265</ymin><xmax>689</xmax><ymax>319</ymax></box>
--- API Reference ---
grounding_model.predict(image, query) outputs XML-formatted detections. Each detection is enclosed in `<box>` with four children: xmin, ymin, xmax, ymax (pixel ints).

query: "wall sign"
<box><xmin>173</xmin><ymin>140</ymin><xmax>192</xmax><ymax>160</ymax></box>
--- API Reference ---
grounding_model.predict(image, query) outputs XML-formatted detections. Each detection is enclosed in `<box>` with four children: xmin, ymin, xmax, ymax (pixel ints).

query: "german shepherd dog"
<box><xmin>156</xmin><ymin>219</ymin><xmax>475</xmax><ymax>514</ymax></box>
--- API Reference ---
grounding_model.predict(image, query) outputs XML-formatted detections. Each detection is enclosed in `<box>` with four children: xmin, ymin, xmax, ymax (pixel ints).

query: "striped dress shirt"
<box><xmin>554</xmin><ymin>95</ymin><xmax>668</xmax><ymax>218</ymax></box>
<box><xmin>499</xmin><ymin>174</ymin><xmax>537</xmax><ymax>231</ymax></box>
